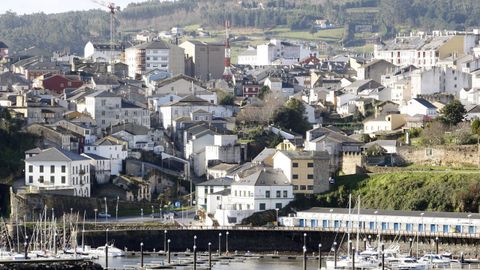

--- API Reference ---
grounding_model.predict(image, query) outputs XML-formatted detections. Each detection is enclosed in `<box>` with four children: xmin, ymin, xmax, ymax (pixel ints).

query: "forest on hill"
<box><xmin>1</xmin><ymin>0</ymin><xmax>480</xmax><ymax>54</ymax></box>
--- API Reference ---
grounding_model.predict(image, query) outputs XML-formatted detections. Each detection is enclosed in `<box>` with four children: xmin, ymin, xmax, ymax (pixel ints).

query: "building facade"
<box><xmin>25</xmin><ymin>147</ymin><xmax>91</xmax><ymax>197</ymax></box>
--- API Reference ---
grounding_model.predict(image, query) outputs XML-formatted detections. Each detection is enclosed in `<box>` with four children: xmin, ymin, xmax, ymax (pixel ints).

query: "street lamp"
<box><xmin>141</xmin><ymin>208</ymin><xmax>144</xmax><ymax>219</ymax></box>
<box><xmin>226</xmin><ymin>231</ymin><xmax>229</xmax><ymax>254</ymax></box>
<box><xmin>105</xmin><ymin>228</ymin><xmax>109</xmax><ymax>245</ymax></box>
<box><xmin>164</xmin><ymin>230</ymin><xmax>167</xmax><ymax>252</ymax></box>
<box><xmin>151</xmin><ymin>205</ymin><xmax>154</xmax><ymax>220</ymax></box>
<box><xmin>318</xmin><ymin>243</ymin><xmax>322</xmax><ymax>270</ymax></box>
<box><xmin>104</xmin><ymin>197</ymin><xmax>108</xmax><ymax>222</ymax></box>
<box><xmin>374</xmin><ymin>210</ymin><xmax>379</xmax><ymax>233</ymax></box>
<box><xmin>167</xmin><ymin>239</ymin><xmax>171</xmax><ymax>264</ymax></box>
<box><xmin>94</xmin><ymin>208</ymin><xmax>98</xmax><ymax>226</ymax></box>
<box><xmin>194</xmin><ymin>235</ymin><xmax>197</xmax><ymax>247</ymax></box>
<box><xmin>140</xmin><ymin>242</ymin><xmax>144</xmax><ymax>268</ymax></box>
<box><xmin>303</xmin><ymin>233</ymin><xmax>307</xmax><ymax>248</ymax></box>
<box><xmin>218</xmin><ymin>233</ymin><xmax>222</xmax><ymax>255</ymax></box>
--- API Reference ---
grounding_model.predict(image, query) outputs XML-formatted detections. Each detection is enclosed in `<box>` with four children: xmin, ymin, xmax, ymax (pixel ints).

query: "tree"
<box><xmin>419</xmin><ymin>121</ymin><xmax>448</xmax><ymax>145</ymax></box>
<box><xmin>258</xmin><ymin>86</ymin><xmax>270</xmax><ymax>100</ymax></box>
<box><xmin>272</xmin><ymin>99</ymin><xmax>312</xmax><ymax>135</ymax></box>
<box><xmin>364</xmin><ymin>144</ymin><xmax>387</xmax><ymax>157</ymax></box>
<box><xmin>472</xmin><ymin>119</ymin><xmax>480</xmax><ymax>135</ymax></box>
<box><xmin>309</xmin><ymin>25</ymin><xmax>318</xmax><ymax>36</ymax></box>
<box><xmin>440</xmin><ymin>100</ymin><xmax>466</xmax><ymax>126</ymax></box>
<box><xmin>218</xmin><ymin>92</ymin><xmax>235</xmax><ymax>105</ymax></box>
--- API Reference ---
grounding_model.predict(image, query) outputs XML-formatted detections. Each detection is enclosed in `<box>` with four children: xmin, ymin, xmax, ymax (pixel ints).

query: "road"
<box><xmin>88</xmin><ymin>209</ymin><xmax>198</xmax><ymax>226</ymax></box>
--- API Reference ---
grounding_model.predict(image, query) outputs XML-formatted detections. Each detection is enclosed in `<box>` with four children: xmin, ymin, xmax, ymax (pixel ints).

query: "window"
<box><xmin>406</xmin><ymin>224</ymin><xmax>413</xmax><ymax>231</ymax></box>
<box><xmin>300</xmin><ymin>185</ymin><xmax>307</xmax><ymax>190</ymax></box>
<box><xmin>259</xmin><ymin>203</ymin><xmax>266</xmax><ymax>210</ymax></box>
<box><xmin>292</xmin><ymin>174</ymin><xmax>299</xmax><ymax>179</ymax></box>
<box><xmin>265</xmin><ymin>190</ymin><xmax>270</xmax><ymax>198</ymax></box>
<box><xmin>39</xmin><ymin>165</ymin><xmax>44</xmax><ymax>173</ymax></box>
<box><xmin>307</xmin><ymin>162</ymin><xmax>314</xmax><ymax>168</ymax></box>
<box><xmin>50</xmin><ymin>165</ymin><xmax>55</xmax><ymax>173</ymax></box>
<box><xmin>29</xmin><ymin>165</ymin><xmax>33</xmax><ymax>173</ymax></box>
<box><xmin>307</xmin><ymin>185</ymin><xmax>314</xmax><ymax>190</ymax></box>
<box><xmin>50</xmin><ymin>176</ymin><xmax>55</xmax><ymax>183</ymax></box>
<box><xmin>307</xmin><ymin>174</ymin><xmax>314</xmax><ymax>179</ymax></box>
<box><xmin>369</xmin><ymin>222</ymin><xmax>375</xmax><ymax>230</ymax></box>
<box><xmin>275</xmin><ymin>203</ymin><xmax>282</xmax><ymax>209</ymax></box>
<box><xmin>39</xmin><ymin>176</ymin><xmax>44</xmax><ymax>183</ymax></box>
<box><xmin>61</xmin><ymin>166</ymin><xmax>66</xmax><ymax>173</ymax></box>
<box><xmin>204</xmin><ymin>187</ymin><xmax>208</xmax><ymax>194</ymax></box>
<box><xmin>61</xmin><ymin>176</ymin><xmax>66</xmax><ymax>184</ymax></box>
<box><xmin>210</xmin><ymin>187</ymin><xmax>213</xmax><ymax>193</ymax></box>
<box><xmin>382</xmin><ymin>222</ymin><xmax>388</xmax><ymax>230</ymax></box>
<box><xmin>293</xmin><ymin>185</ymin><xmax>299</xmax><ymax>190</ymax></box>
<box><xmin>29</xmin><ymin>176</ymin><xmax>33</xmax><ymax>183</ymax></box>
<box><xmin>283</xmin><ymin>190</ymin><xmax>288</xmax><ymax>198</ymax></box>
<box><xmin>443</xmin><ymin>225</ymin><xmax>449</xmax><ymax>233</ymax></box>
<box><xmin>394</xmin><ymin>223</ymin><xmax>400</xmax><ymax>231</ymax></box>
<box><xmin>418</xmin><ymin>224</ymin><xmax>424</xmax><ymax>232</ymax></box>
<box><xmin>431</xmin><ymin>224</ymin><xmax>437</xmax><ymax>232</ymax></box>
<box><xmin>101</xmin><ymin>100</ymin><xmax>106</xmax><ymax>106</ymax></box>
<box><xmin>292</xmin><ymin>162</ymin><xmax>298</xmax><ymax>167</ymax></box>
<box><xmin>276</xmin><ymin>191</ymin><xmax>281</xmax><ymax>198</ymax></box>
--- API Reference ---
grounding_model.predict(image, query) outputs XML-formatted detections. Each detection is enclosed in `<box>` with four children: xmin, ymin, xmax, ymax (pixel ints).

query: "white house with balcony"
<box><xmin>213</xmin><ymin>165</ymin><xmax>294</xmax><ymax>226</ymax></box>
<box><xmin>24</xmin><ymin>147</ymin><xmax>91</xmax><ymax>197</ymax></box>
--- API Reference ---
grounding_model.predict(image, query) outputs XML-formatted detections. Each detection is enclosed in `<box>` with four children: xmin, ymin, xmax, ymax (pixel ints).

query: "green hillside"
<box><xmin>318</xmin><ymin>172</ymin><xmax>480</xmax><ymax>213</ymax></box>
<box><xmin>2</xmin><ymin>0</ymin><xmax>480</xmax><ymax>54</ymax></box>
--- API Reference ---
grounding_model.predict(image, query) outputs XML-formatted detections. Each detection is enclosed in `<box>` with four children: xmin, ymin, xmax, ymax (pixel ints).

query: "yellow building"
<box><xmin>272</xmin><ymin>151</ymin><xmax>330</xmax><ymax>194</ymax></box>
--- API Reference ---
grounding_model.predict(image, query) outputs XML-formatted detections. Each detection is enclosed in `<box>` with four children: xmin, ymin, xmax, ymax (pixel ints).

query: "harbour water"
<box><xmin>93</xmin><ymin>256</ymin><xmax>319</xmax><ymax>269</ymax></box>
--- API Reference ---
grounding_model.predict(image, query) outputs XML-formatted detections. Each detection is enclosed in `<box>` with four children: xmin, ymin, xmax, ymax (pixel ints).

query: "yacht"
<box><xmin>92</xmin><ymin>245</ymin><xmax>125</xmax><ymax>257</ymax></box>
<box><xmin>418</xmin><ymin>254</ymin><xmax>451</xmax><ymax>268</ymax></box>
<box><xmin>389</xmin><ymin>257</ymin><xmax>428</xmax><ymax>270</ymax></box>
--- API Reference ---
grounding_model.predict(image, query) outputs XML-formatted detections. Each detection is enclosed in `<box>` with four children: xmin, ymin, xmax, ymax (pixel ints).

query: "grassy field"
<box><xmin>317</xmin><ymin>171</ymin><xmax>480</xmax><ymax>212</ymax></box>
<box><xmin>268</xmin><ymin>27</ymin><xmax>344</xmax><ymax>42</ymax></box>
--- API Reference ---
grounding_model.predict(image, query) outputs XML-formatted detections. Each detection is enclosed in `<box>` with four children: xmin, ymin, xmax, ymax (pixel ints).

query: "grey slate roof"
<box><xmin>234</xmin><ymin>166</ymin><xmax>290</xmax><ymax>186</ymax></box>
<box><xmin>197</xmin><ymin>178</ymin><xmax>234</xmax><ymax>187</ymax></box>
<box><xmin>131</xmin><ymin>40</ymin><xmax>171</xmax><ymax>50</ymax></box>
<box><xmin>26</xmin><ymin>147</ymin><xmax>89</xmax><ymax>162</ymax></box>
<box><xmin>413</xmin><ymin>98</ymin><xmax>436</xmax><ymax>109</ymax></box>
<box><xmin>81</xmin><ymin>152</ymin><xmax>109</xmax><ymax>160</ymax></box>
<box><xmin>277</xmin><ymin>150</ymin><xmax>330</xmax><ymax>160</ymax></box>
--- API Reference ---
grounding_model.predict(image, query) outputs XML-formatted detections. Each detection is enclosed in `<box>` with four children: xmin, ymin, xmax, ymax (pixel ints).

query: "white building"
<box><xmin>400</xmin><ymin>98</ymin><xmax>438</xmax><ymax>118</ymax></box>
<box><xmin>196</xmin><ymin>178</ymin><xmax>234</xmax><ymax>214</ymax></box>
<box><xmin>84</xmin><ymin>136</ymin><xmax>128</xmax><ymax>176</ymax></box>
<box><xmin>125</xmin><ymin>40</ymin><xmax>185</xmax><ymax>78</ymax></box>
<box><xmin>159</xmin><ymin>95</ymin><xmax>232</xmax><ymax>130</ymax></box>
<box><xmin>84</xmin><ymin>41</ymin><xmax>123</xmax><ymax>63</ymax></box>
<box><xmin>25</xmin><ymin>147</ymin><xmax>91</xmax><ymax>197</ymax></box>
<box><xmin>363</xmin><ymin>114</ymin><xmax>407</xmax><ymax>135</ymax></box>
<box><xmin>205</xmin><ymin>134</ymin><xmax>242</xmax><ymax>169</ymax></box>
<box><xmin>84</xmin><ymin>90</ymin><xmax>150</xmax><ymax>130</ymax></box>
<box><xmin>280</xmin><ymin>207</ymin><xmax>480</xmax><ymax>235</ymax></box>
<box><xmin>374</xmin><ymin>31</ymin><xmax>478</xmax><ymax>68</ymax></box>
<box><xmin>81</xmin><ymin>152</ymin><xmax>111</xmax><ymax>184</ymax></box>
<box><xmin>213</xmin><ymin>166</ymin><xmax>294</xmax><ymax>226</ymax></box>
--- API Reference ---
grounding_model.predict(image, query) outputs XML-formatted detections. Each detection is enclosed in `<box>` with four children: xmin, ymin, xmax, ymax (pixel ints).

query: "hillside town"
<box><xmin>2</xmin><ymin>24</ymin><xmax>480</xmax><ymax>230</ymax></box>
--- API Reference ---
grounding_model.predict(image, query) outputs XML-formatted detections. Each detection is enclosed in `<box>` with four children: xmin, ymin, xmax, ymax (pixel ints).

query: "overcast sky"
<box><xmin>0</xmin><ymin>0</ymin><xmax>146</xmax><ymax>15</ymax></box>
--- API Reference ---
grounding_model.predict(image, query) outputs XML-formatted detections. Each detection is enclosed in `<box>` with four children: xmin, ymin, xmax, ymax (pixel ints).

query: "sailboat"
<box><xmin>326</xmin><ymin>195</ymin><xmax>383</xmax><ymax>269</ymax></box>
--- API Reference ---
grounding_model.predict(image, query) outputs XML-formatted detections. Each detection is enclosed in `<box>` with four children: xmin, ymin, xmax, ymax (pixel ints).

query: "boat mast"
<box><xmin>82</xmin><ymin>210</ymin><xmax>86</xmax><ymax>252</ymax></box>
<box><xmin>347</xmin><ymin>194</ymin><xmax>352</xmax><ymax>258</ymax></box>
<box><xmin>356</xmin><ymin>195</ymin><xmax>360</xmax><ymax>253</ymax></box>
